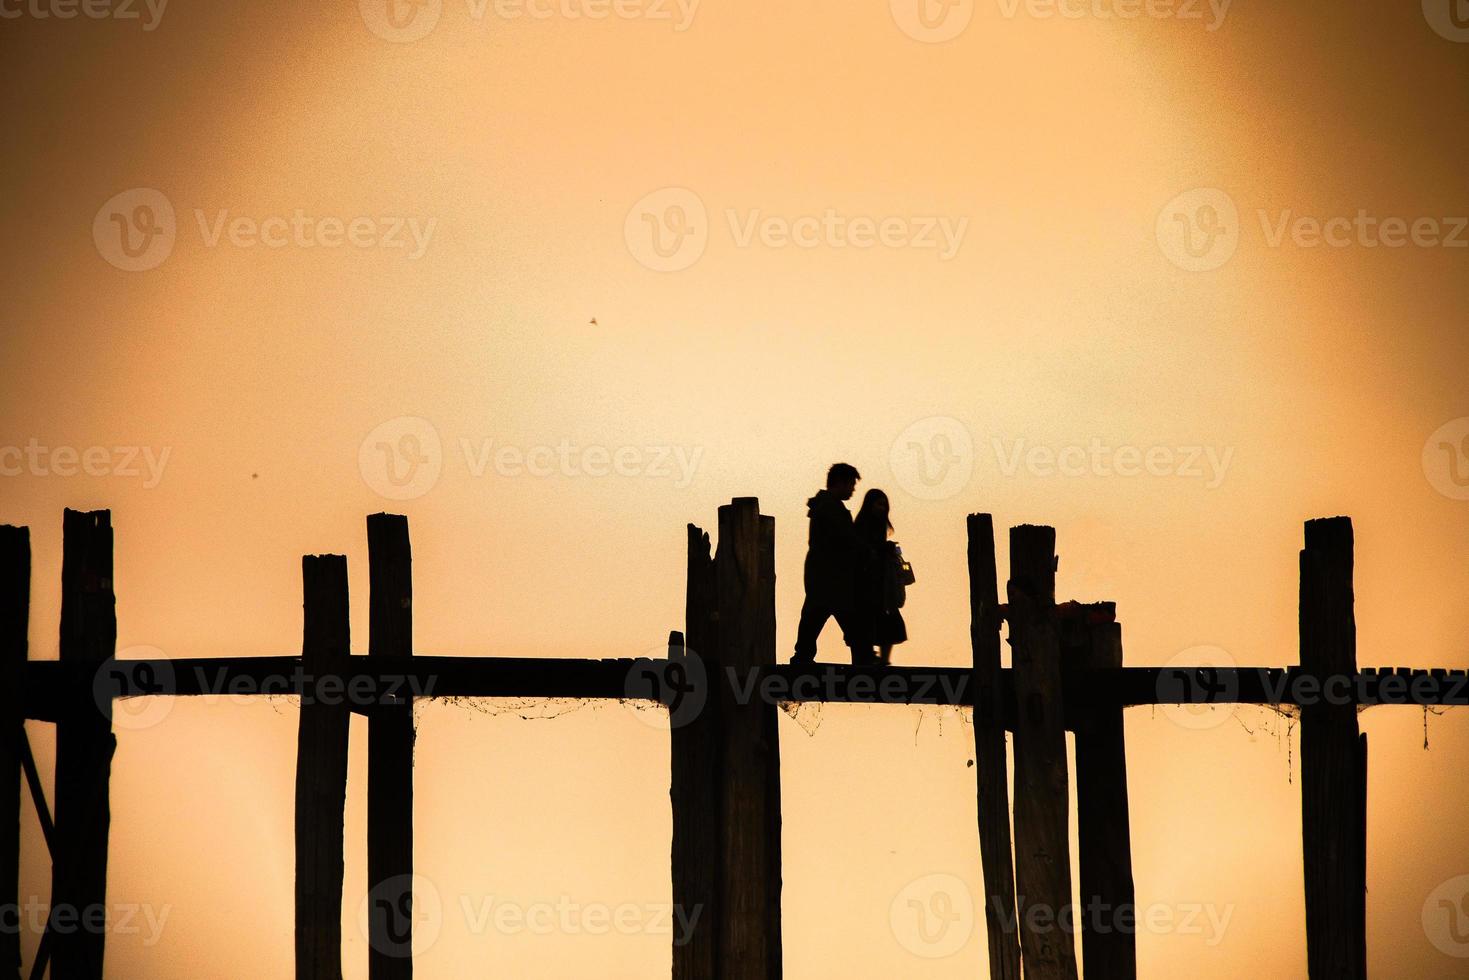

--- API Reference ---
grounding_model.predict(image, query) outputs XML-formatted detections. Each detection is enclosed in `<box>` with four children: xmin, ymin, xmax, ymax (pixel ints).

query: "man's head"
<box><xmin>826</xmin><ymin>462</ymin><xmax>860</xmax><ymax>501</ymax></box>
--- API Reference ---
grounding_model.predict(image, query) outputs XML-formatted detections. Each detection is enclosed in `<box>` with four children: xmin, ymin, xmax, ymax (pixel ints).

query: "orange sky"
<box><xmin>3</xmin><ymin>0</ymin><xmax>1469</xmax><ymax>976</ymax></box>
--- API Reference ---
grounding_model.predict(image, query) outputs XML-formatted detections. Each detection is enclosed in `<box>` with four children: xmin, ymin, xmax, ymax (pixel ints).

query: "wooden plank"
<box><xmin>294</xmin><ymin>554</ymin><xmax>351</xmax><ymax>980</ymax></box>
<box><xmin>966</xmin><ymin>514</ymin><xmax>1020</xmax><ymax>980</ymax></box>
<box><xmin>713</xmin><ymin>498</ymin><xmax>782</xmax><ymax>980</ymax></box>
<box><xmin>367</xmin><ymin>514</ymin><xmax>414</xmax><ymax>978</ymax></box>
<box><xmin>0</xmin><ymin>526</ymin><xmax>28</xmax><ymax>977</ymax></box>
<box><xmin>1006</xmin><ymin>524</ymin><xmax>1078</xmax><ymax>979</ymax></box>
<box><xmin>29</xmin><ymin>655</ymin><xmax>1469</xmax><ymax>712</ymax></box>
<box><xmin>1299</xmin><ymin>517</ymin><xmax>1365</xmax><ymax>979</ymax></box>
<box><xmin>50</xmin><ymin>509</ymin><xmax>117</xmax><ymax>980</ymax></box>
<box><xmin>672</xmin><ymin>524</ymin><xmax>720</xmax><ymax>979</ymax></box>
<box><xmin>1071</xmin><ymin>617</ymin><xmax>1136</xmax><ymax>979</ymax></box>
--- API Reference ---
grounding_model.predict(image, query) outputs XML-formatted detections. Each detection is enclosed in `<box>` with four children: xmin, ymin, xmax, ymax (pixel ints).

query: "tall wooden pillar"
<box><xmin>1299</xmin><ymin>517</ymin><xmax>1366</xmax><ymax>978</ymax></box>
<box><xmin>966</xmin><ymin>514</ymin><xmax>1020</xmax><ymax>980</ymax></box>
<box><xmin>1007</xmin><ymin>524</ymin><xmax>1078</xmax><ymax>979</ymax></box>
<box><xmin>0</xmin><ymin>526</ymin><xmax>29</xmax><ymax>978</ymax></box>
<box><xmin>50</xmin><ymin>510</ymin><xmax>117</xmax><ymax>979</ymax></box>
<box><xmin>671</xmin><ymin>499</ymin><xmax>781</xmax><ymax>980</ymax></box>
<box><xmin>295</xmin><ymin>555</ymin><xmax>351</xmax><ymax>979</ymax></box>
<box><xmin>367</xmin><ymin>514</ymin><xmax>415</xmax><ymax>978</ymax></box>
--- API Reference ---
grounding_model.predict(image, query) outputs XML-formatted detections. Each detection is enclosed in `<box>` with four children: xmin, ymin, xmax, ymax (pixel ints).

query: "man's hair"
<box><xmin>826</xmin><ymin>462</ymin><xmax>860</xmax><ymax>486</ymax></box>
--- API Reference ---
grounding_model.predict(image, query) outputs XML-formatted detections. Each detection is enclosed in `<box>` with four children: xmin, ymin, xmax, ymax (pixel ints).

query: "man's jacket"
<box><xmin>803</xmin><ymin>489</ymin><xmax>860</xmax><ymax>605</ymax></box>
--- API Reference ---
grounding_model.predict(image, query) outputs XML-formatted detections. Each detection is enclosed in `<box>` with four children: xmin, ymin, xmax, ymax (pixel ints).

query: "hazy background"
<box><xmin>3</xmin><ymin>0</ymin><xmax>1468</xmax><ymax>975</ymax></box>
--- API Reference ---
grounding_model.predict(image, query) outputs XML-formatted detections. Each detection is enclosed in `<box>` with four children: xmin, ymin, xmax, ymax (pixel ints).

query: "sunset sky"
<box><xmin>3</xmin><ymin>0</ymin><xmax>1469</xmax><ymax>976</ymax></box>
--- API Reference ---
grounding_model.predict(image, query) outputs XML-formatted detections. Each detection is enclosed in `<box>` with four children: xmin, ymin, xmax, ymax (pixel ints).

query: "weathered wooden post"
<box><xmin>367</xmin><ymin>514</ymin><xmax>415</xmax><ymax>978</ymax></box>
<box><xmin>672</xmin><ymin>524</ymin><xmax>720</xmax><ymax>979</ymax></box>
<box><xmin>50</xmin><ymin>509</ymin><xmax>117</xmax><ymax>979</ymax></box>
<box><xmin>295</xmin><ymin>555</ymin><xmax>351</xmax><ymax>979</ymax></box>
<box><xmin>713</xmin><ymin>498</ymin><xmax>781</xmax><ymax>979</ymax></box>
<box><xmin>1299</xmin><ymin>517</ymin><xmax>1366</xmax><ymax>978</ymax></box>
<box><xmin>1070</xmin><ymin>611</ymin><xmax>1136</xmax><ymax>979</ymax></box>
<box><xmin>0</xmin><ymin>526</ymin><xmax>28</xmax><ymax>977</ymax></box>
<box><xmin>1007</xmin><ymin>524</ymin><xmax>1078</xmax><ymax>979</ymax></box>
<box><xmin>966</xmin><ymin>514</ymin><xmax>1020</xmax><ymax>980</ymax></box>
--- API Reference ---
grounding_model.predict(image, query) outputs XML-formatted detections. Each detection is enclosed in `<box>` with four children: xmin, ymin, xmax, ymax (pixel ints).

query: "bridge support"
<box><xmin>672</xmin><ymin>498</ymin><xmax>781</xmax><ymax>980</ymax></box>
<box><xmin>367</xmin><ymin>514</ymin><xmax>415</xmax><ymax>978</ymax></box>
<box><xmin>294</xmin><ymin>555</ymin><xmax>351</xmax><ymax>979</ymax></box>
<box><xmin>1300</xmin><ymin>517</ymin><xmax>1367</xmax><ymax>979</ymax></box>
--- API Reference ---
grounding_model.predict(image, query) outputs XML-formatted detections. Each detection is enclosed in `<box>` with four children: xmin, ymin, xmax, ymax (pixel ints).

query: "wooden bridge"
<box><xmin>4</xmin><ymin>500</ymin><xmax>1466</xmax><ymax>978</ymax></box>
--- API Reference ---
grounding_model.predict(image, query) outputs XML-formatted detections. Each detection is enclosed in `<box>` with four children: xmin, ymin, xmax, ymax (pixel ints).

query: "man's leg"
<box><xmin>793</xmin><ymin>596</ymin><xmax>831</xmax><ymax>663</ymax></box>
<box><xmin>835</xmin><ymin>605</ymin><xmax>878</xmax><ymax>665</ymax></box>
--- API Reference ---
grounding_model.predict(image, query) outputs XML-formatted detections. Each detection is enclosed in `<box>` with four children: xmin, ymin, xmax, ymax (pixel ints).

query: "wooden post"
<box><xmin>1071</xmin><ymin>615</ymin><xmax>1136</xmax><ymax>979</ymax></box>
<box><xmin>714</xmin><ymin>498</ymin><xmax>781</xmax><ymax>980</ymax></box>
<box><xmin>672</xmin><ymin>524</ymin><xmax>720</xmax><ymax>979</ymax></box>
<box><xmin>966</xmin><ymin>514</ymin><xmax>1021</xmax><ymax>980</ymax></box>
<box><xmin>1299</xmin><ymin>517</ymin><xmax>1366</xmax><ymax>979</ymax></box>
<box><xmin>1007</xmin><ymin>524</ymin><xmax>1078</xmax><ymax>979</ymax></box>
<box><xmin>0</xmin><ymin>526</ymin><xmax>28</xmax><ymax>977</ymax></box>
<box><xmin>367</xmin><ymin>514</ymin><xmax>414</xmax><ymax>978</ymax></box>
<box><xmin>50</xmin><ymin>509</ymin><xmax>117</xmax><ymax>980</ymax></box>
<box><xmin>295</xmin><ymin>555</ymin><xmax>351</xmax><ymax>980</ymax></box>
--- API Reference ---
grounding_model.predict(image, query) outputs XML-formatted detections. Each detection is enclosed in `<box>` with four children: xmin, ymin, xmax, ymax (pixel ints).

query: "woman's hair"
<box><xmin>854</xmin><ymin>488</ymin><xmax>893</xmax><ymax>539</ymax></box>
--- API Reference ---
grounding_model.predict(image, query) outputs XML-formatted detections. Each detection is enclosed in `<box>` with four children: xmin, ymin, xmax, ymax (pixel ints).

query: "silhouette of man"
<box><xmin>792</xmin><ymin>463</ymin><xmax>875</xmax><ymax>665</ymax></box>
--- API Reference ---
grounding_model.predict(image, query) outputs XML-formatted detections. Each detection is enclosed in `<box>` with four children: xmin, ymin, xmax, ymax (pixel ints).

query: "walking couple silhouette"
<box><xmin>791</xmin><ymin>463</ymin><xmax>914</xmax><ymax>667</ymax></box>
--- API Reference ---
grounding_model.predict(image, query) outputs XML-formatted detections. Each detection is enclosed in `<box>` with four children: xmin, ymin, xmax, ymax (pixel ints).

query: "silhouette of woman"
<box><xmin>853</xmin><ymin>489</ymin><xmax>909</xmax><ymax>665</ymax></box>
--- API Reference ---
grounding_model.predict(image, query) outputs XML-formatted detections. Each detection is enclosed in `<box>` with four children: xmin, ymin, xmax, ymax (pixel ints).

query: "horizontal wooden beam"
<box><xmin>19</xmin><ymin>659</ymin><xmax>1469</xmax><ymax>718</ymax></box>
